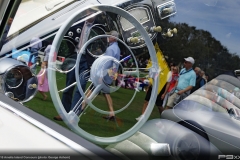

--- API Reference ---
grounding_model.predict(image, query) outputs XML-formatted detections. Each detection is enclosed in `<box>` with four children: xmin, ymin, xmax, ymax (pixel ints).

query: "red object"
<box><xmin>28</xmin><ymin>62</ymin><xmax>33</xmax><ymax>67</ymax></box>
<box><xmin>168</xmin><ymin>73</ymin><xmax>179</xmax><ymax>92</ymax></box>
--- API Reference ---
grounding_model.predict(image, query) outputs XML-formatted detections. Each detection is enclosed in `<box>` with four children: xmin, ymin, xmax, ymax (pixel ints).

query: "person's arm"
<box><xmin>173</xmin><ymin>80</ymin><xmax>178</xmax><ymax>88</ymax></box>
<box><xmin>104</xmin><ymin>47</ymin><xmax>114</xmax><ymax>57</ymax></box>
<box><xmin>41</xmin><ymin>70</ymin><xmax>45</xmax><ymax>85</ymax></box>
<box><xmin>161</xmin><ymin>82</ymin><xmax>170</xmax><ymax>99</ymax></box>
<box><xmin>177</xmin><ymin>86</ymin><xmax>193</xmax><ymax>95</ymax></box>
<box><xmin>161</xmin><ymin>71</ymin><xmax>172</xmax><ymax>99</ymax></box>
<box><xmin>39</xmin><ymin>67</ymin><xmax>46</xmax><ymax>85</ymax></box>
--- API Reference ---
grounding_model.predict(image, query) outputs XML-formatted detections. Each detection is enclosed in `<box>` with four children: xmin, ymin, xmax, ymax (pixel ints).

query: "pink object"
<box><xmin>37</xmin><ymin>69</ymin><xmax>49</xmax><ymax>92</ymax></box>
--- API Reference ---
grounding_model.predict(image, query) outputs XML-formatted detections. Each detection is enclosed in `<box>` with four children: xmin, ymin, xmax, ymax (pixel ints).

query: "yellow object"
<box><xmin>146</xmin><ymin>43</ymin><xmax>170</xmax><ymax>94</ymax></box>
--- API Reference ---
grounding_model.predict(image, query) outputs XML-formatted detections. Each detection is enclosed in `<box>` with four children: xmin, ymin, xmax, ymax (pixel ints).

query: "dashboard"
<box><xmin>118</xmin><ymin>4</ymin><xmax>157</xmax><ymax>49</ymax></box>
<box><xmin>117</xmin><ymin>0</ymin><xmax>177</xmax><ymax>49</ymax></box>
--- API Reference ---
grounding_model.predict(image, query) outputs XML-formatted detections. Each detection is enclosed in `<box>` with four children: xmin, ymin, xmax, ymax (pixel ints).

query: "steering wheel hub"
<box><xmin>90</xmin><ymin>55</ymin><xmax>121</xmax><ymax>93</ymax></box>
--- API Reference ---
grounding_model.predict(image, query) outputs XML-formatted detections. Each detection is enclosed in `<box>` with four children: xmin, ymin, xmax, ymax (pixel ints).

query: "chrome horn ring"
<box><xmin>74</xmin><ymin>34</ymin><xmax>138</xmax><ymax>115</ymax></box>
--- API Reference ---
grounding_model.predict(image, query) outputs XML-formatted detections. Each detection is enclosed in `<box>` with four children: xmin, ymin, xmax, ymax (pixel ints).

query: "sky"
<box><xmin>170</xmin><ymin>0</ymin><xmax>240</xmax><ymax>55</ymax></box>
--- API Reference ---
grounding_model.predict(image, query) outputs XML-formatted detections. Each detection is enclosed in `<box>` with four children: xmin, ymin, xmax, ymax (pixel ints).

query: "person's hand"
<box><xmin>177</xmin><ymin>90</ymin><xmax>185</xmax><ymax>95</ymax></box>
<box><xmin>39</xmin><ymin>81</ymin><xmax>43</xmax><ymax>86</ymax></box>
<box><xmin>161</xmin><ymin>93</ymin><xmax>166</xmax><ymax>100</ymax></box>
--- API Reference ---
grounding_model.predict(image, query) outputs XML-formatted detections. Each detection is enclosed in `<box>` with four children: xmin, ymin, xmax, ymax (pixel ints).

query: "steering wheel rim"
<box><xmin>48</xmin><ymin>4</ymin><xmax>159</xmax><ymax>145</ymax></box>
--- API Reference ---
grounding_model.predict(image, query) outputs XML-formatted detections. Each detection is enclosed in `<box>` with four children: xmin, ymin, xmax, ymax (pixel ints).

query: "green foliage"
<box><xmin>158</xmin><ymin>22</ymin><xmax>240</xmax><ymax>79</ymax></box>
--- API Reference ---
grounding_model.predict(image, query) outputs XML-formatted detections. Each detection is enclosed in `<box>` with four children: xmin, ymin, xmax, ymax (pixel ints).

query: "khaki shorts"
<box><xmin>166</xmin><ymin>92</ymin><xmax>179</xmax><ymax>108</ymax></box>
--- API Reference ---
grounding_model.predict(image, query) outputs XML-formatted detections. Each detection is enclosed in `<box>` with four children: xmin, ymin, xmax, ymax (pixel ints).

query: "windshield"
<box><xmin>1</xmin><ymin>0</ymin><xmax>240</xmax><ymax>158</ymax></box>
<box><xmin>8</xmin><ymin>0</ymin><xmax>77</xmax><ymax>36</ymax></box>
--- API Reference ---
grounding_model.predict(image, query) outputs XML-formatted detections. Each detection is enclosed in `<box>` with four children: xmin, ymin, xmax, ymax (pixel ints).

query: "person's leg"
<box><xmin>79</xmin><ymin>84</ymin><xmax>95</xmax><ymax>114</ymax></box>
<box><xmin>43</xmin><ymin>92</ymin><xmax>47</xmax><ymax>101</ymax></box>
<box><xmin>54</xmin><ymin>69</ymin><xmax>76</xmax><ymax>121</ymax></box>
<box><xmin>136</xmin><ymin>86</ymin><xmax>151</xmax><ymax>120</ymax></box>
<box><xmin>124</xmin><ymin>79</ymin><xmax>128</xmax><ymax>88</ymax></box>
<box><xmin>141</xmin><ymin>100</ymin><xmax>149</xmax><ymax>114</ymax></box>
<box><xmin>61</xmin><ymin>68</ymin><xmax>76</xmax><ymax>113</ymax></box>
<box><xmin>71</xmin><ymin>58</ymin><xmax>89</xmax><ymax>115</ymax></box>
<box><xmin>135</xmin><ymin>100</ymin><xmax>148</xmax><ymax>121</ymax></box>
<box><xmin>140</xmin><ymin>83</ymin><xmax>144</xmax><ymax>91</ymax></box>
<box><xmin>156</xmin><ymin>96</ymin><xmax>164</xmax><ymax>115</ymax></box>
<box><xmin>165</xmin><ymin>106</ymin><xmax>172</xmax><ymax>110</ymax></box>
<box><xmin>155</xmin><ymin>85</ymin><xmax>166</xmax><ymax>115</ymax></box>
<box><xmin>158</xmin><ymin>106</ymin><xmax>164</xmax><ymax>114</ymax></box>
<box><xmin>39</xmin><ymin>91</ymin><xmax>47</xmax><ymax>100</ymax></box>
<box><xmin>162</xmin><ymin>92</ymin><xmax>169</xmax><ymax>109</ymax></box>
<box><xmin>104</xmin><ymin>93</ymin><xmax>115</xmax><ymax>117</ymax></box>
<box><xmin>165</xmin><ymin>93</ymin><xmax>178</xmax><ymax>110</ymax></box>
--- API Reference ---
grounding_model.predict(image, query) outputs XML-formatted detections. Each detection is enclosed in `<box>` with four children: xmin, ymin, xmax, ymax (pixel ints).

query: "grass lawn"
<box><xmin>24</xmin><ymin>68</ymin><xmax>161</xmax><ymax>146</ymax></box>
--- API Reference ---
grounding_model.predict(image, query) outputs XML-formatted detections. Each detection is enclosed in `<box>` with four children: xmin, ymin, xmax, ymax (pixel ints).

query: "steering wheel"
<box><xmin>48</xmin><ymin>4</ymin><xmax>159</xmax><ymax>145</ymax></box>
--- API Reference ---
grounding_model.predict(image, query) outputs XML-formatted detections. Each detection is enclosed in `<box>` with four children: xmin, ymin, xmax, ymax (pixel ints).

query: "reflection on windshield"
<box><xmin>174</xmin><ymin>74</ymin><xmax>240</xmax><ymax>116</ymax></box>
<box><xmin>163</xmin><ymin>0</ymin><xmax>240</xmax><ymax>77</ymax></box>
<box><xmin>1</xmin><ymin>0</ymin><xmax>240</xmax><ymax>157</ymax></box>
<box><xmin>8</xmin><ymin>0</ymin><xmax>76</xmax><ymax>36</ymax></box>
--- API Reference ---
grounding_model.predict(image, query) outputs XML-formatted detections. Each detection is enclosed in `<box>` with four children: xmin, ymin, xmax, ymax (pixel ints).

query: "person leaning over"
<box><xmin>165</xmin><ymin>57</ymin><xmax>196</xmax><ymax>109</ymax></box>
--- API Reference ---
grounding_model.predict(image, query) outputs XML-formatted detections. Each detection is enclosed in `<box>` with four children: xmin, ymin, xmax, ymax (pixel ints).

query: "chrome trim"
<box><xmin>157</xmin><ymin>0</ymin><xmax>177</xmax><ymax>20</ymax></box>
<box><xmin>63</xmin><ymin>36</ymin><xmax>77</xmax><ymax>49</ymax></box>
<box><xmin>130</xmin><ymin>26</ymin><xmax>149</xmax><ymax>37</ymax></box>
<box><xmin>52</xmin><ymin>0</ymin><xmax>87</xmax><ymax>20</ymax></box>
<box><xmin>117</xmin><ymin>5</ymin><xmax>157</xmax><ymax>49</ymax></box>
<box><xmin>4</xmin><ymin>69</ymin><xmax>24</xmax><ymax>89</ymax></box>
<box><xmin>87</xmin><ymin>25</ymin><xmax>107</xmax><ymax>58</ymax></box>
<box><xmin>1</xmin><ymin>32</ymin><xmax>57</xmax><ymax>60</ymax></box>
<box><xmin>2</xmin><ymin>65</ymin><xmax>38</xmax><ymax>103</ymax></box>
<box><xmin>0</xmin><ymin>0</ymin><xmax>10</xmax><ymax>22</ymax></box>
<box><xmin>119</xmin><ymin>7</ymin><xmax>151</xmax><ymax>31</ymax></box>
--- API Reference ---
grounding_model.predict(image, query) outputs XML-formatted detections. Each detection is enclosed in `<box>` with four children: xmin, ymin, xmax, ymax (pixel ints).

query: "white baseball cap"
<box><xmin>184</xmin><ymin>57</ymin><xmax>195</xmax><ymax>64</ymax></box>
<box><xmin>108</xmin><ymin>30</ymin><xmax>119</xmax><ymax>38</ymax></box>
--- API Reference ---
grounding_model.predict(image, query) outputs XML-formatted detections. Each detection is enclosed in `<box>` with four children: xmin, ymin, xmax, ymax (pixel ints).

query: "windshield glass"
<box><xmin>8</xmin><ymin>0</ymin><xmax>76</xmax><ymax>36</ymax></box>
<box><xmin>1</xmin><ymin>0</ymin><xmax>240</xmax><ymax>158</ymax></box>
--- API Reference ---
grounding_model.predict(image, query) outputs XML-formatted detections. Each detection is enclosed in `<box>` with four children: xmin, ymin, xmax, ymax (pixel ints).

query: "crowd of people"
<box><xmin>32</xmin><ymin>27</ymin><xmax>210</xmax><ymax>123</ymax></box>
<box><xmin>27</xmin><ymin>15</ymin><xmax>210</xmax><ymax>123</ymax></box>
<box><xmin>136</xmin><ymin>56</ymin><xmax>209</xmax><ymax>120</ymax></box>
<box><xmin>35</xmin><ymin>34</ymin><xmax>210</xmax><ymax>122</ymax></box>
